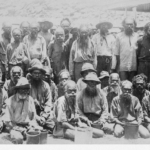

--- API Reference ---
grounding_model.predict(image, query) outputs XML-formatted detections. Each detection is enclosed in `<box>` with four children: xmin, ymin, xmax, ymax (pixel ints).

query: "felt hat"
<box><xmin>96</xmin><ymin>20</ymin><xmax>113</xmax><ymax>29</ymax></box>
<box><xmin>28</xmin><ymin>59</ymin><xmax>46</xmax><ymax>74</ymax></box>
<box><xmin>38</xmin><ymin>18</ymin><xmax>53</xmax><ymax>29</ymax></box>
<box><xmin>14</xmin><ymin>77</ymin><xmax>30</xmax><ymax>89</ymax></box>
<box><xmin>81</xmin><ymin>63</ymin><xmax>96</xmax><ymax>75</ymax></box>
<box><xmin>83</xmin><ymin>72</ymin><xmax>100</xmax><ymax>84</ymax></box>
<box><xmin>99</xmin><ymin>71</ymin><xmax>109</xmax><ymax>79</ymax></box>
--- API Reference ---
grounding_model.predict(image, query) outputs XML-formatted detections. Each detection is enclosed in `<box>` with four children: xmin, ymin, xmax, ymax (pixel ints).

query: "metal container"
<box><xmin>26</xmin><ymin>131</ymin><xmax>41</xmax><ymax>144</ymax></box>
<box><xmin>124</xmin><ymin>123</ymin><xmax>139</xmax><ymax>139</ymax></box>
<box><xmin>40</xmin><ymin>130</ymin><xmax>48</xmax><ymax>144</ymax></box>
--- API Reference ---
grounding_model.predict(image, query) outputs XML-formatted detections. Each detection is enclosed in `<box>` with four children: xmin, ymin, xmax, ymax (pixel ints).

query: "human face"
<box><xmin>124</xmin><ymin>18</ymin><xmax>134</xmax><ymax>35</ymax></box>
<box><xmin>110</xmin><ymin>75</ymin><xmax>119</xmax><ymax>87</ymax></box>
<box><xmin>41</xmin><ymin>22</ymin><xmax>50</xmax><ymax>32</ymax></box>
<box><xmin>12</xmin><ymin>69</ymin><xmax>21</xmax><ymax>83</ymax></box>
<box><xmin>21</xmin><ymin>22</ymin><xmax>30</xmax><ymax>36</ymax></box>
<box><xmin>147</xmin><ymin>27</ymin><xmax>150</xmax><ymax>36</ymax></box>
<box><xmin>13</xmin><ymin>30</ymin><xmax>21</xmax><ymax>42</ymax></box>
<box><xmin>80</xmin><ymin>30</ymin><xmax>88</xmax><ymax>40</ymax></box>
<box><xmin>100</xmin><ymin>24</ymin><xmax>108</xmax><ymax>35</ymax></box>
<box><xmin>56</xmin><ymin>33</ymin><xmax>64</xmax><ymax>43</ymax></box>
<box><xmin>30</xmin><ymin>24</ymin><xmax>39</xmax><ymax>37</ymax></box>
<box><xmin>136</xmin><ymin>80</ymin><xmax>145</xmax><ymax>92</ymax></box>
<box><xmin>86</xmin><ymin>80</ymin><xmax>97</xmax><ymax>88</ymax></box>
<box><xmin>17</xmin><ymin>88</ymin><xmax>29</xmax><ymax>100</ymax></box>
<box><xmin>3</xmin><ymin>26</ymin><xmax>11</xmax><ymax>35</ymax></box>
<box><xmin>60</xmin><ymin>74</ymin><xmax>69</xmax><ymax>86</ymax></box>
<box><xmin>31</xmin><ymin>70</ymin><xmax>42</xmax><ymax>80</ymax></box>
<box><xmin>122</xmin><ymin>85</ymin><xmax>132</xmax><ymax>94</ymax></box>
<box><xmin>43</xmin><ymin>74</ymin><xmax>50</xmax><ymax>83</ymax></box>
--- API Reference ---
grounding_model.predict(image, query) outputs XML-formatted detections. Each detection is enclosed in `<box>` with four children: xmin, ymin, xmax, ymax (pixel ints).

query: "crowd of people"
<box><xmin>0</xmin><ymin>16</ymin><xmax>150</xmax><ymax>144</ymax></box>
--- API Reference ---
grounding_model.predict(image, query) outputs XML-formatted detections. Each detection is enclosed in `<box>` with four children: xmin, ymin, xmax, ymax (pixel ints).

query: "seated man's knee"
<box><xmin>92</xmin><ymin>128</ymin><xmax>104</xmax><ymax>138</ymax></box>
<box><xmin>64</xmin><ymin>129</ymin><xmax>75</xmax><ymax>140</ymax></box>
<box><xmin>114</xmin><ymin>124</ymin><xmax>124</xmax><ymax>138</ymax></box>
<box><xmin>139</xmin><ymin>125</ymin><xmax>150</xmax><ymax>139</ymax></box>
<box><xmin>10</xmin><ymin>130</ymin><xmax>23</xmax><ymax>144</ymax></box>
<box><xmin>103</xmin><ymin>122</ymin><xmax>115</xmax><ymax>134</ymax></box>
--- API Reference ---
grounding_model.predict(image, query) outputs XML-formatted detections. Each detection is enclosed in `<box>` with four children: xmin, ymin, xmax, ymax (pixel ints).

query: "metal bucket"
<box><xmin>124</xmin><ymin>123</ymin><xmax>139</xmax><ymax>139</ymax></box>
<box><xmin>40</xmin><ymin>130</ymin><xmax>48</xmax><ymax>144</ymax></box>
<box><xmin>26</xmin><ymin>131</ymin><xmax>41</xmax><ymax>144</ymax></box>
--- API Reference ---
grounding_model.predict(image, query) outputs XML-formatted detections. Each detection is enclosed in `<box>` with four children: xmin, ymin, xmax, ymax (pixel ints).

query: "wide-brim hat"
<box><xmin>28</xmin><ymin>66</ymin><xmax>46</xmax><ymax>74</ymax></box>
<box><xmin>83</xmin><ymin>72</ymin><xmax>100</xmax><ymax>84</ymax></box>
<box><xmin>70</xmin><ymin>27</ymin><xmax>78</xmax><ymax>34</ymax></box>
<box><xmin>99</xmin><ymin>71</ymin><xmax>109</xmax><ymax>79</ymax></box>
<box><xmin>80</xmin><ymin>63</ymin><xmax>97</xmax><ymax>75</ymax></box>
<box><xmin>96</xmin><ymin>21</ymin><xmax>113</xmax><ymax>29</ymax></box>
<box><xmin>14</xmin><ymin>77</ymin><xmax>30</xmax><ymax>89</ymax></box>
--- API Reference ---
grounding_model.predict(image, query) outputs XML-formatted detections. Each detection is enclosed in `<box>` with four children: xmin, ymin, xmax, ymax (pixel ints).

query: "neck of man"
<box><xmin>14</xmin><ymin>40</ymin><xmax>20</xmax><ymax>45</ymax></box>
<box><xmin>42</xmin><ymin>30</ymin><xmax>48</xmax><ymax>34</ymax></box>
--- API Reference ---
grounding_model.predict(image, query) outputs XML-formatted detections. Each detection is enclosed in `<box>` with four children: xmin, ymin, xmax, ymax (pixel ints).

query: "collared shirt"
<box><xmin>142</xmin><ymin>95</ymin><xmax>150</xmax><ymax>119</ymax></box>
<box><xmin>29</xmin><ymin>80</ymin><xmax>52</xmax><ymax>111</ymax></box>
<box><xmin>69</xmin><ymin>38</ymin><xmax>97</xmax><ymax>76</ymax></box>
<box><xmin>111</xmin><ymin>95</ymin><xmax>143</xmax><ymax>122</ymax></box>
<box><xmin>6</xmin><ymin>42</ymin><xmax>30</xmax><ymax>66</ymax></box>
<box><xmin>1</xmin><ymin>95</ymin><xmax>36</xmax><ymax>124</ymax></box>
<box><xmin>23</xmin><ymin>35</ymin><xmax>47</xmax><ymax>62</ymax></box>
<box><xmin>0</xmin><ymin>88</ymin><xmax>8</xmax><ymax>112</ymax></box>
<box><xmin>114</xmin><ymin>32</ymin><xmax>139</xmax><ymax>71</ymax></box>
<box><xmin>92</xmin><ymin>33</ymin><xmax>116</xmax><ymax>56</ymax></box>
<box><xmin>77</xmin><ymin>88</ymin><xmax>108</xmax><ymax>122</ymax></box>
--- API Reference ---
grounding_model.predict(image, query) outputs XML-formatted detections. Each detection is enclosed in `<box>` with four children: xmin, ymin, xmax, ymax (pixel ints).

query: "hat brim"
<box><xmin>82</xmin><ymin>79</ymin><xmax>100</xmax><ymax>84</ymax></box>
<box><xmin>80</xmin><ymin>69</ymin><xmax>97</xmax><ymax>76</ymax></box>
<box><xmin>28</xmin><ymin>67</ymin><xmax>46</xmax><ymax>74</ymax></box>
<box><xmin>96</xmin><ymin>22</ymin><xmax>113</xmax><ymax>29</ymax></box>
<box><xmin>39</xmin><ymin>21</ymin><xmax>53</xmax><ymax>28</ymax></box>
<box><xmin>99</xmin><ymin>75</ymin><xmax>109</xmax><ymax>79</ymax></box>
<box><xmin>14</xmin><ymin>84</ymin><xmax>30</xmax><ymax>90</ymax></box>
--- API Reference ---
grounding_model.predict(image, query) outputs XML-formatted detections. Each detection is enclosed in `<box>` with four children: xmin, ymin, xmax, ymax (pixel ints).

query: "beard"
<box><xmin>85</xmin><ymin>86</ymin><xmax>98</xmax><ymax>98</ymax></box>
<box><xmin>136</xmin><ymin>85</ymin><xmax>144</xmax><ymax>93</ymax></box>
<box><xmin>125</xmin><ymin>28</ymin><xmax>133</xmax><ymax>35</ymax></box>
<box><xmin>32</xmin><ymin>78</ymin><xmax>42</xmax><ymax>86</ymax></box>
<box><xmin>79</xmin><ymin>36</ymin><xmax>89</xmax><ymax>49</ymax></box>
<box><xmin>100</xmin><ymin>28</ymin><xmax>108</xmax><ymax>35</ymax></box>
<box><xmin>120</xmin><ymin>93</ymin><xmax>132</xmax><ymax>108</ymax></box>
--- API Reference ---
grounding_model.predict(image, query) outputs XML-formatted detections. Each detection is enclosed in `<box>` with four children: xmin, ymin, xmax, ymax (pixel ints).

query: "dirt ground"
<box><xmin>0</xmin><ymin>133</ymin><xmax>150</xmax><ymax>144</ymax></box>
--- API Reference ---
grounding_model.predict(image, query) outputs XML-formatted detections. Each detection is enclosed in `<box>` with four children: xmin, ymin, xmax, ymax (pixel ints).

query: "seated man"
<box><xmin>77</xmin><ymin>72</ymin><xmax>113</xmax><ymax>135</ymax></box>
<box><xmin>103</xmin><ymin>73</ymin><xmax>122</xmax><ymax>112</ymax></box>
<box><xmin>53</xmin><ymin>80</ymin><xmax>104</xmax><ymax>140</ymax></box>
<box><xmin>28</xmin><ymin>59</ymin><xmax>54</xmax><ymax>133</ymax></box>
<box><xmin>43</xmin><ymin>66</ymin><xmax>58</xmax><ymax>105</ymax></box>
<box><xmin>111</xmin><ymin>80</ymin><xmax>150</xmax><ymax>138</ymax></box>
<box><xmin>3</xmin><ymin>66</ymin><xmax>23</xmax><ymax>97</ymax></box>
<box><xmin>76</xmin><ymin>62</ymin><xmax>97</xmax><ymax>92</ymax></box>
<box><xmin>0</xmin><ymin>77</ymin><xmax>38</xmax><ymax>144</ymax></box>
<box><xmin>57</xmin><ymin>69</ymin><xmax>70</xmax><ymax>98</ymax></box>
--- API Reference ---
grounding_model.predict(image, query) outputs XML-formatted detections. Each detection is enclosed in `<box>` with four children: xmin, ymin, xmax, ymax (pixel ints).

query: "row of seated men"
<box><xmin>0</xmin><ymin>59</ymin><xmax>150</xmax><ymax>144</ymax></box>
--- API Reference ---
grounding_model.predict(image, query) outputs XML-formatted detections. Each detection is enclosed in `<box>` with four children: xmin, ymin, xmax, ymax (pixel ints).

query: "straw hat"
<box><xmin>83</xmin><ymin>72</ymin><xmax>100</xmax><ymax>84</ymax></box>
<box><xmin>96</xmin><ymin>20</ymin><xmax>113</xmax><ymax>29</ymax></box>
<box><xmin>80</xmin><ymin>63</ymin><xmax>96</xmax><ymax>75</ymax></box>
<box><xmin>99</xmin><ymin>71</ymin><xmax>109</xmax><ymax>79</ymax></box>
<box><xmin>14</xmin><ymin>77</ymin><xmax>30</xmax><ymax>89</ymax></box>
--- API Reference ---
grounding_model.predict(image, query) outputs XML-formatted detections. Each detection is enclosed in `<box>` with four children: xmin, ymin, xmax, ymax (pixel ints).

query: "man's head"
<box><xmin>83</xmin><ymin>72</ymin><xmax>100</xmax><ymax>97</ymax></box>
<box><xmin>78</xmin><ymin>24</ymin><xmax>89</xmax><ymax>49</ymax></box>
<box><xmin>81</xmin><ymin>63</ymin><xmax>96</xmax><ymax>78</ymax></box>
<box><xmin>70</xmin><ymin>27</ymin><xmax>78</xmax><ymax>39</ymax></box>
<box><xmin>55</xmin><ymin>27</ymin><xmax>65</xmax><ymax>43</ymax></box>
<box><xmin>121</xmin><ymin>80</ymin><xmax>132</xmax><ymax>108</ymax></box>
<box><xmin>40</xmin><ymin>20</ymin><xmax>53</xmax><ymax>32</ymax></box>
<box><xmin>58</xmin><ymin>69</ymin><xmax>70</xmax><ymax>87</ymax></box>
<box><xmin>60</xmin><ymin>18</ymin><xmax>71</xmax><ymax>35</ymax></box>
<box><xmin>122</xmin><ymin>17</ymin><xmax>136</xmax><ymax>36</ymax></box>
<box><xmin>64</xmin><ymin>80</ymin><xmax>77</xmax><ymax>105</ymax></box>
<box><xmin>12</xmin><ymin>28</ymin><xmax>22</xmax><ymax>42</ymax></box>
<box><xmin>30</xmin><ymin>22</ymin><xmax>39</xmax><ymax>38</ymax></box>
<box><xmin>144</xmin><ymin>22</ymin><xmax>150</xmax><ymax>37</ymax></box>
<box><xmin>43</xmin><ymin>66</ymin><xmax>53</xmax><ymax>84</ymax></box>
<box><xmin>29</xmin><ymin>59</ymin><xmax>45</xmax><ymax>82</ymax></box>
<box><xmin>132</xmin><ymin>74</ymin><xmax>146</xmax><ymax>93</ymax></box>
<box><xmin>2</xmin><ymin>21</ymin><xmax>12</xmax><ymax>36</ymax></box>
<box><xmin>15</xmin><ymin>77</ymin><xmax>30</xmax><ymax>100</ymax></box>
<box><xmin>109</xmin><ymin>73</ymin><xmax>120</xmax><ymax>88</ymax></box>
<box><xmin>20</xmin><ymin>21</ymin><xmax>30</xmax><ymax>37</ymax></box>
<box><xmin>10</xmin><ymin>66</ymin><xmax>23</xmax><ymax>84</ymax></box>
<box><xmin>99</xmin><ymin>71</ymin><xmax>109</xmax><ymax>89</ymax></box>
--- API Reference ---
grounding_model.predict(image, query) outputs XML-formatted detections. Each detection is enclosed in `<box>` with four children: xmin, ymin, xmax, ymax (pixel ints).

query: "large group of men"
<box><xmin>0</xmin><ymin>15</ymin><xmax>150</xmax><ymax>144</ymax></box>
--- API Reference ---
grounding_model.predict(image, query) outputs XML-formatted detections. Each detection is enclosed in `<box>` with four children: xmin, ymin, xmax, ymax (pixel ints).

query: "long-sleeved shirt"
<box><xmin>1</xmin><ymin>95</ymin><xmax>36</xmax><ymax>125</ymax></box>
<box><xmin>114</xmin><ymin>32</ymin><xmax>139</xmax><ymax>71</ymax></box>
<box><xmin>0</xmin><ymin>88</ymin><xmax>8</xmax><ymax>113</ymax></box>
<box><xmin>69</xmin><ymin>38</ymin><xmax>97</xmax><ymax>76</ymax></box>
<box><xmin>29</xmin><ymin>80</ymin><xmax>52</xmax><ymax>112</ymax></box>
<box><xmin>111</xmin><ymin>95</ymin><xmax>143</xmax><ymax>123</ymax></box>
<box><xmin>77</xmin><ymin>88</ymin><xmax>108</xmax><ymax>122</ymax></box>
<box><xmin>92</xmin><ymin>33</ymin><xmax>116</xmax><ymax>56</ymax></box>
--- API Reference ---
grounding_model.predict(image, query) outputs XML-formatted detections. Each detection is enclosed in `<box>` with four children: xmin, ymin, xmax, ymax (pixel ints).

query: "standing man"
<box><xmin>114</xmin><ymin>17</ymin><xmax>139</xmax><ymax>81</ymax></box>
<box><xmin>69</xmin><ymin>24</ymin><xmax>97</xmax><ymax>82</ymax></box>
<box><xmin>23</xmin><ymin>22</ymin><xmax>50</xmax><ymax>67</ymax></box>
<box><xmin>132</xmin><ymin>74</ymin><xmax>150</xmax><ymax>104</ymax></box>
<box><xmin>0</xmin><ymin>22</ymin><xmax>12</xmax><ymax>81</ymax></box>
<box><xmin>111</xmin><ymin>80</ymin><xmax>150</xmax><ymax>138</ymax></box>
<box><xmin>6</xmin><ymin>28</ymin><xmax>30</xmax><ymax>76</ymax></box>
<box><xmin>39</xmin><ymin>19</ymin><xmax>54</xmax><ymax>50</ymax></box>
<box><xmin>48</xmin><ymin>27</ymin><xmax>66</xmax><ymax>84</ymax></box>
<box><xmin>92</xmin><ymin>20</ymin><xmax>115</xmax><ymax>75</ymax></box>
<box><xmin>137</xmin><ymin>22</ymin><xmax>150</xmax><ymax>82</ymax></box>
<box><xmin>28</xmin><ymin>59</ymin><xmax>54</xmax><ymax>133</ymax></box>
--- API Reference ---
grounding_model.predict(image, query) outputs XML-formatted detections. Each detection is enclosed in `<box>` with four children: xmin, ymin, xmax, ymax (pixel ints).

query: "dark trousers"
<box><xmin>138</xmin><ymin>61</ymin><xmax>150</xmax><ymax>82</ymax></box>
<box><xmin>119</xmin><ymin>71</ymin><xmax>136</xmax><ymax>81</ymax></box>
<box><xmin>97</xmin><ymin>56</ymin><xmax>112</xmax><ymax>76</ymax></box>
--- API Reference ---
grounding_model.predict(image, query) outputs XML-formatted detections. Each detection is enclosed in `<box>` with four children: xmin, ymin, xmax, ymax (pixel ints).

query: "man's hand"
<box><xmin>39</xmin><ymin>117</ymin><xmax>46</xmax><ymax>126</ymax></box>
<box><xmin>115</xmin><ymin>119</ymin><xmax>125</xmax><ymax>126</ymax></box>
<box><xmin>34</xmin><ymin>99</ymin><xmax>40</xmax><ymax>106</ymax></box>
<box><xmin>44</xmin><ymin>106</ymin><xmax>51</xmax><ymax>113</ymax></box>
